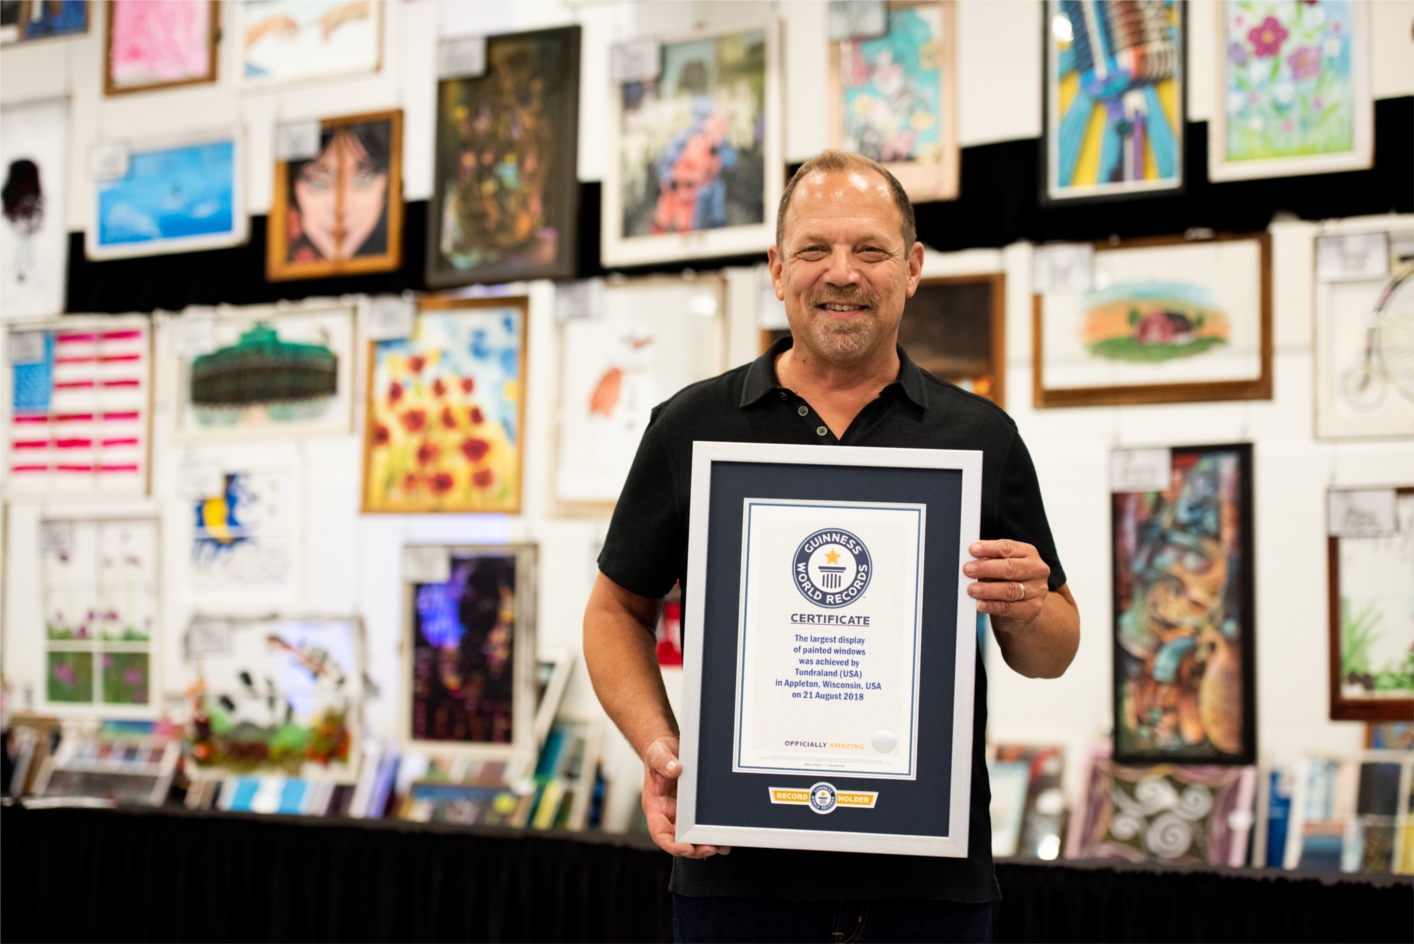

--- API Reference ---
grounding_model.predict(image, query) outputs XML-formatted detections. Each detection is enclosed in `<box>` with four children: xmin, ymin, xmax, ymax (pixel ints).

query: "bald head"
<box><xmin>775</xmin><ymin>149</ymin><xmax>916</xmax><ymax>250</ymax></box>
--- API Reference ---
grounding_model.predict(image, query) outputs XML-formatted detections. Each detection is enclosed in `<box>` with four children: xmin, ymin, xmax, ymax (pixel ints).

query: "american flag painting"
<box><xmin>7</xmin><ymin>316</ymin><xmax>151</xmax><ymax>495</ymax></box>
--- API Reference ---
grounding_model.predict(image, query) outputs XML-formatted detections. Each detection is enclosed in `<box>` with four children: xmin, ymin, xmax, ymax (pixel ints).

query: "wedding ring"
<box><xmin>1017</xmin><ymin>582</ymin><xmax>1026</xmax><ymax>601</ymax></box>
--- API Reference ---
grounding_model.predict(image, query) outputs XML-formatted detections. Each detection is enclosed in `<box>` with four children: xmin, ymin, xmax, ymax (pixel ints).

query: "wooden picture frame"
<box><xmin>1041</xmin><ymin>0</ymin><xmax>1185</xmax><ymax>203</ymax></box>
<box><xmin>1209</xmin><ymin>0</ymin><xmax>1373</xmax><ymax>182</ymax></box>
<box><xmin>1328</xmin><ymin>487</ymin><xmax>1414</xmax><ymax>722</ymax></box>
<box><xmin>361</xmin><ymin>295</ymin><xmax>529</xmax><ymax>514</ymax></box>
<box><xmin>104</xmin><ymin>0</ymin><xmax>219</xmax><ymax>96</ymax></box>
<box><xmin>602</xmin><ymin>21</ymin><xmax>782</xmax><ymax>268</ymax></box>
<box><xmin>7</xmin><ymin>1</ymin><xmax>89</xmax><ymax>43</ymax></box>
<box><xmin>426</xmin><ymin>26</ymin><xmax>581</xmax><ymax>287</ymax></box>
<box><xmin>237</xmin><ymin>0</ymin><xmax>383</xmax><ymax>87</ymax></box>
<box><xmin>1111</xmin><ymin>443</ymin><xmax>1257</xmax><ymax>766</ymax></box>
<box><xmin>267</xmin><ymin>110</ymin><xmax>403</xmax><ymax>281</ymax></box>
<box><xmin>826</xmin><ymin>0</ymin><xmax>958</xmax><ymax>203</ymax></box>
<box><xmin>1033</xmin><ymin>233</ymin><xmax>1272</xmax><ymax>408</ymax></box>
<box><xmin>400</xmin><ymin>543</ymin><xmax>539</xmax><ymax>774</ymax></box>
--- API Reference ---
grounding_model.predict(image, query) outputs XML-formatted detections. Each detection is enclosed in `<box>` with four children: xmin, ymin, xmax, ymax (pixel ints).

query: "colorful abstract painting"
<box><xmin>408</xmin><ymin>552</ymin><xmax>521</xmax><ymax>746</ymax></box>
<box><xmin>1066</xmin><ymin>746</ymin><xmax>1257</xmax><ymax>865</ymax></box>
<box><xmin>555</xmin><ymin>279</ymin><xmax>723</xmax><ymax>507</ymax></box>
<box><xmin>239</xmin><ymin>0</ymin><xmax>381</xmax><ymax>85</ymax></box>
<box><xmin>90</xmin><ymin>137</ymin><xmax>243</xmax><ymax>259</ymax></box>
<box><xmin>105</xmin><ymin>0</ymin><xmax>217</xmax><ymax>95</ymax></box>
<box><xmin>1212</xmin><ymin>0</ymin><xmax>1370</xmax><ymax>181</ymax></box>
<box><xmin>1044</xmin><ymin>0</ymin><xmax>1184</xmax><ymax>201</ymax></box>
<box><xmin>1036</xmin><ymin>235</ymin><xmax>1270</xmax><ymax>407</ymax></box>
<box><xmin>1112</xmin><ymin>444</ymin><xmax>1256</xmax><ymax>764</ymax></box>
<box><xmin>605</xmin><ymin>24</ymin><xmax>781</xmax><ymax>266</ymax></box>
<box><xmin>427</xmin><ymin>27</ymin><xmax>580</xmax><ymax>286</ymax></box>
<box><xmin>172</xmin><ymin>305</ymin><xmax>355</xmax><ymax>439</ymax></box>
<box><xmin>6</xmin><ymin>316</ymin><xmax>150</xmax><ymax>496</ymax></box>
<box><xmin>269</xmin><ymin>111</ymin><xmax>401</xmax><ymax>280</ymax></box>
<box><xmin>832</xmin><ymin>1</ymin><xmax>957</xmax><ymax>201</ymax></box>
<box><xmin>41</xmin><ymin>518</ymin><xmax>158</xmax><ymax>708</ymax></box>
<box><xmin>190</xmin><ymin>469</ymin><xmax>294</xmax><ymax>593</ymax></box>
<box><xmin>363</xmin><ymin>299</ymin><xmax>525</xmax><ymax>514</ymax></box>
<box><xmin>184</xmin><ymin>616</ymin><xmax>364</xmax><ymax>780</ymax></box>
<box><xmin>1</xmin><ymin>98</ymin><xmax>68</xmax><ymax>320</ymax></box>
<box><xmin>2</xmin><ymin>0</ymin><xmax>88</xmax><ymax>43</ymax></box>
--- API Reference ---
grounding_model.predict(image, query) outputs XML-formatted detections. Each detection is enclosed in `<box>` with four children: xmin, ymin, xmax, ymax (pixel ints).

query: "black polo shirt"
<box><xmin>599</xmin><ymin>336</ymin><xmax>1067</xmax><ymax>903</ymax></box>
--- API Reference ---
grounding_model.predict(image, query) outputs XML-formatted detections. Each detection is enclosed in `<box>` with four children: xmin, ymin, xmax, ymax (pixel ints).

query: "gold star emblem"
<box><xmin>823</xmin><ymin>548</ymin><xmax>841</xmax><ymax>565</ymax></box>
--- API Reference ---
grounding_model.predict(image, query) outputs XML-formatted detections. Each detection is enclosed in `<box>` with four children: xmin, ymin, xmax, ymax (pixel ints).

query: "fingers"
<box><xmin>963</xmin><ymin>554</ymin><xmax>1050</xmax><ymax>583</ymax></box>
<box><xmin>643</xmin><ymin>735</ymin><xmax>682</xmax><ymax>779</ymax></box>
<box><xmin>970</xmin><ymin>539</ymin><xmax>1032</xmax><ymax>559</ymax></box>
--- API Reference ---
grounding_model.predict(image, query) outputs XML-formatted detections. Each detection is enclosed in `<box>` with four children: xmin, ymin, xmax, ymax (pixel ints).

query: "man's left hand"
<box><xmin>964</xmin><ymin>539</ymin><xmax>1050</xmax><ymax>625</ymax></box>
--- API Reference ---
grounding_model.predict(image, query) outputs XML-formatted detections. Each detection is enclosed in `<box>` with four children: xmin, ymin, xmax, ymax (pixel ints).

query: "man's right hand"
<box><xmin>641</xmin><ymin>735</ymin><xmax>731</xmax><ymax>859</ymax></box>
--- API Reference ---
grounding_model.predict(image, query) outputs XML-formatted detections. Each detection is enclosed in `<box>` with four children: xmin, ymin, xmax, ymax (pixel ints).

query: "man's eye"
<box><xmin>795</xmin><ymin>247</ymin><xmax>828</xmax><ymax>258</ymax></box>
<box><xmin>858</xmin><ymin>247</ymin><xmax>888</xmax><ymax>259</ymax></box>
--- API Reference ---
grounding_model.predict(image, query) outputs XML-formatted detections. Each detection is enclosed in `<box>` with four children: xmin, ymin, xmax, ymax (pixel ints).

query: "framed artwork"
<box><xmin>401</xmin><ymin>544</ymin><xmax>538</xmax><ymax>770</ymax></box>
<box><xmin>1033</xmin><ymin>234</ymin><xmax>1272</xmax><ymax>408</ymax></box>
<box><xmin>1328</xmin><ymin>488</ymin><xmax>1414</xmax><ymax>722</ymax></box>
<box><xmin>189</xmin><ymin>467</ymin><xmax>297</xmax><ymax>597</ymax></box>
<box><xmin>1314</xmin><ymin>230</ymin><xmax>1414</xmax><ymax>440</ymax></box>
<box><xmin>1210</xmin><ymin>0</ymin><xmax>1371</xmax><ymax>182</ymax></box>
<box><xmin>987</xmin><ymin>744</ymin><xmax>1067</xmax><ymax>859</ymax></box>
<box><xmin>34</xmin><ymin>729</ymin><xmax>180</xmax><ymax>806</ymax></box>
<box><xmin>602</xmin><ymin>22</ymin><xmax>782</xmax><ymax>267</ymax></box>
<box><xmin>218</xmin><ymin>776</ymin><xmax>335</xmax><ymax>815</ymax></box>
<box><xmin>87</xmin><ymin>132</ymin><xmax>245</xmax><ymax>260</ymax></box>
<box><xmin>401</xmin><ymin>782</ymin><xmax>526</xmax><ymax>827</ymax></box>
<box><xmin>2</xmin><ymin>0</ymin><xmax>87</xmax><ymax>43</ymax></box>
<box><xmin>183</xmin><ymin>615</ymin><xmax>366</xmax><ymax>782</ymax></box>
<box><xmin>104</xmin><ymin>0</ymin><xmax>219</xmax><ymax>95</ymax></box>
<box><xmin>166</xmin><ymin>303</ymin><xmax>356</xmax><ymax>440</ymax></box>
<box><xmin>39</xmin><ymin>517</ymin><xmax>159</xmax><ymax>713</ymax></box>
<box><xmin>554</xmin><ymin>276</ymin><xmax>725</xmax><ymax>511</ymax></box>
<box><xmin>238</xmin><ymin>0</ymin><xmax>382</xmax><ymax>86</ymax></box>
<box><xmin>1042</xmin><ymin>0</ymin><xmax>1184</xmax><ymax>202</ymax></box>
<box><xmin>1</xmin><ymin>97</ymin><xmax>69</xmax><ymax>320</ymax></box>
<box><xmin>534</xmin><ymin>649</ymin><xmax>575</xmax><ymax>746</ymax></box>
<box><xmin>362</xmin><ymin>296</ymin><xmax>527</xmax><ymax>514</ymax></box>
<box><xmin>828</xmin><ymin>1</ymin><xmax>958</xmax><ymax>202</ymax></box>
<box><xmin>1112</xmin><ymin>443</ymin><xmax>1257</xmax><ymax>765</ymax></box>
<box><xmin>1284</xmin><ymin>752</ymin><xmax>1413</xmax><ymax>873</ymax></box>
<box><xmin>427</xmin><ymin>26</ymin><xmax>581</xmax><ymax>287</ymax></box>
<box><xmin>267</xmin><ymin>111</ymin><xmax>402</xmax><ymax>281</ymax></box>
<box><xmin>1065</xmin><ymin>745</ymin><xmax>1257</xmax><ymax>866</ymax></box>
<box><xmin>5</xmin><ymin>315</ymin><xmax>151</xmax><ymax>497</ymax></box>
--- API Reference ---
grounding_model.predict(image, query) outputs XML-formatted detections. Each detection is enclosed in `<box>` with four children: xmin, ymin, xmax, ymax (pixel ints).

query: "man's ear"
<box><xmin>767</xmin><ymin>244</ymin><xmax>786</xmax><ymax>300</ymax></box>
<box><xmin>905</xmin><ymin>240</ymin><xmax>925</xmax><ymax>296</ymax></box>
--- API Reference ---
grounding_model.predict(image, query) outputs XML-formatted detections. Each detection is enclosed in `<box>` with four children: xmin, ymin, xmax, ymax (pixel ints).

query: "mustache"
<box><xmin>808</xmin><ymin>288</ymin><xmax>877</xmax><ymax>309</ymax></box>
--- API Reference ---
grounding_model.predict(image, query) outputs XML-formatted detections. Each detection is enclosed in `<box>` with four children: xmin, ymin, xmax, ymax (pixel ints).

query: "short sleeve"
<box><xmin>996</xmin><ymin>433</ymin><xmax>1068</xmax><ymax>592</ymax></box>
<box><xmin>596</xmin><ymin>408</ymin><xmax>684</xmax><ymax>600</ymax></box>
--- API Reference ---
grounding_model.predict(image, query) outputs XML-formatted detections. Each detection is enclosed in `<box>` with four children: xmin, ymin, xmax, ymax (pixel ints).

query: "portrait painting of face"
<box><xmin>1112</xmin><ymin>444</ymin><xmax>1256</xmax><ymax>764</ymax></box>
<box><xmin>267</xmin><ymin>109</ymin><xmax>402</xmax><ymax>281</ymax></box>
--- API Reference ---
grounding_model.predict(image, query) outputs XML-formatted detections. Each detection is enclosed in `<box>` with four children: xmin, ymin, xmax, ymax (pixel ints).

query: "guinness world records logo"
<box><xmin>793</xmin><ymin>528</ymin><xmax>872</xmax><ymax>608</ymax></box>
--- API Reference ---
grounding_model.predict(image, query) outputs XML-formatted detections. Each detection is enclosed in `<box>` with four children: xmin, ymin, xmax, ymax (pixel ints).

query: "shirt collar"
<box><xmin>740</xmin><ymin>335</ymin><xmax>930</xmax><ymax>410</ymax></box>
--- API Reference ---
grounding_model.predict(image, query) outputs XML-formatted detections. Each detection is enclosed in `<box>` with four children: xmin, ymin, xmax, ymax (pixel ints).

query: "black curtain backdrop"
<box><xmin>65</xmin><ymin>101</ymin><xmax>1411</xmax><ymax>315</ymax></box>
<box><xmin>3</xmin><ymin>805</ymin><xmax>1411</xmax><ymax>944</ymax></box>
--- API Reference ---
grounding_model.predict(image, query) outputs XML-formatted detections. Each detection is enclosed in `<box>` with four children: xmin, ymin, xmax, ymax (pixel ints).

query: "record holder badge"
<box><xmin>675</xmin><ymin>442</ymin><xmax>983</xmax><ymax>857</ymax></box>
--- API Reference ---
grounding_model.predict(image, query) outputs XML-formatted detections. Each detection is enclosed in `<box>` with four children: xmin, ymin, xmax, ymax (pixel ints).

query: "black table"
<box><xmin>2</xmin><ymin>804</ymin><xmax>1408</xmax><ymax>942</ymax></box>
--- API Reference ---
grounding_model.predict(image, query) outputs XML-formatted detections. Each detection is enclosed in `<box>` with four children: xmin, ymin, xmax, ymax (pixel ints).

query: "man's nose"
<box><xmin>822</xmin><ymin>246</ymin><xmax>860</xmax><ymax>286</ymax></box>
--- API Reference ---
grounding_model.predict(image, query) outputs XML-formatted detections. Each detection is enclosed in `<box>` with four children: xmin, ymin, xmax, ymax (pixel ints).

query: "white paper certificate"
<box><xmin>733</xmin><ymin>499</ymin><xmax>926</xmax><ymax>779</ymax></box>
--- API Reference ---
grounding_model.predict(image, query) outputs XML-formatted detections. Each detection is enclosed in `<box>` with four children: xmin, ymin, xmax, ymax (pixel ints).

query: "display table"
<box><xmin>2</xmin><ymin>803</ymin><xmax>1409</xmax><ymax>943</ymax></box>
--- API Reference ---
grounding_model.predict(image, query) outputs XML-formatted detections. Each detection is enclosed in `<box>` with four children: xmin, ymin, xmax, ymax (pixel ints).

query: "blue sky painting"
<box><xmin>97</xmin><ymin>141</ymin><xmax>236</xmax><ymax>247</ymax></box>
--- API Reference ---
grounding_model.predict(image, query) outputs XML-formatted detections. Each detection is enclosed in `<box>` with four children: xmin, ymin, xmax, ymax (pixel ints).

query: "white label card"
<box><xmin>439</xmin><ymin>36</ymin><xmax>487</xmax><ymax>79</ymax></box>
<box><xmin>89</xmin><ymin>143</ymin><xmax>130</xmax><ymax>181</ymax></box>
<box><xmin>1329</xmin><ymin>489</ymin><xmax>1398</xmax><ymax>538</ymax></box>
<box><xmin>555</xmin><ymin>279</ymin><xmax>602</xmax><ymax>323</ymax></box>
<box><xmin>176</xmin><ymin>459</ymin><xmax>223</xmax><ymax>499</ymax></box>
<box><xmin>275</xmin><ymin>120</ymin><xmax>321</xmax><ymax>162</ymax></box>
<box><xmin>1316</xmin><ymin>233</ymin><xmax>1390</xmax><ymax>283</ymax></box>
<box><xmin>1111</xmin><ymin>448</ymin><xmax>1172</xmax><ymax>493</ymax></box>
<box><xmin>366</xmin><ymin>294</ymin><xmax>416</xmax><ymax>340</ymax></box>
<box><xmin>1033</xmin><ymin>243</ymin><xmax>1095</xmax><ymax>294</ymax></box>
<box><xmin>8</xmin><ymin>331</ymin><xmax>45</xmax><ymax>363</ymax></box>
<box><xmin>611</xmin><ymin>38</ymin><xmax>660</xmax><ymax>84</ymax></box>
<box><xmin>734</xmin><ymin>499</ymin><xmax>925</xmax><ymax>780</ymax></box>
<box><xmin>186</xmin><ymin>618</ymin><xmax>232</xmax><ymax>658</ymax></box>
<box><xmin>404</xmin><ymin>546</ymin><xmax>452</xmax><ymax>584</ymax></box>
<box><xmin>169</xmin><ymin>317</ymin><xmax>218</xmax><ymax>358</ymax></box>
<box><xmin>828</xmin><ymin>0</ymin><xmax>888</xmax><ymax>41</ymax></box>
<box><xmin>39</xmin><ymin>520</ymin><xmax>73</xmax><ymax>555</ymax></box>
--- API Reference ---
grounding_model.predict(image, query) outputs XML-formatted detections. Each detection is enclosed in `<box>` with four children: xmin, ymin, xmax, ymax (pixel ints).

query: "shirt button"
<box><xmin>816</xmin><ymin>426</ymin><xmax>828</xmax><ymax>436</ymax></box>
<box><xmin>778</xmin><ymin>391</ymin><xmax>788</xmax><ymax>400</ymax></box>
<box><xmin>797</xmin><ymin>405</ymin><xmax>808</xmax><ymax>416</ymax></box>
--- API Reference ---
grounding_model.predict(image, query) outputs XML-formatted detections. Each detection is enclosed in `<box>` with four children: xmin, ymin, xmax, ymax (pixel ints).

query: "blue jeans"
<box><xmin>672</xmin><ymin>893</ymin><xmax>994</xmax><ymax>943</ymax></box>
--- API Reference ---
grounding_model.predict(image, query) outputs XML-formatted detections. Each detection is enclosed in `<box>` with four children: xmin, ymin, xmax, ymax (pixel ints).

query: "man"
<box><xmin>584</xmin><ymin>150</ymin><xmax>1079</xmax><ymax>943</ymax></box>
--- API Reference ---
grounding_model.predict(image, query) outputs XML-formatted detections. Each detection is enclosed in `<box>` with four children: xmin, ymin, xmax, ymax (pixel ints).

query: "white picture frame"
<box><xmin>676</xmin><ymin>440</ymin><xmax>981</xmax><ymax>857</ymax></box>
<box><xmin>1</xmin><ymin>97</ymin><xmax>70</xmax><ymax>321</ymax></box>
<box><xmin>601</xmin><ymin>20</ymin><xmax>783</xmax><ymax>268</ymax></box>
<box><xmin>236</xmin><ymin>0</ymin><xmax>384</xmax><ymax>87</ymax></box>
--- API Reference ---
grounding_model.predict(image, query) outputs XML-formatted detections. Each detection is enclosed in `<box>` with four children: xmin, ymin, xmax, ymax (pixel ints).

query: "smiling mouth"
<box><xmin>817</xmin><ymin>301</ymin><xmax>871</xmax><ymax>313</ymax></box>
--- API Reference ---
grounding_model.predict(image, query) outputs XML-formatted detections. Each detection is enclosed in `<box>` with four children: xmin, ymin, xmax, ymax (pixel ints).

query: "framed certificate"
<box><xmin>677</xmin><ymin>442</ymin><xmax>982</xmax><ymax>856</ymax></box>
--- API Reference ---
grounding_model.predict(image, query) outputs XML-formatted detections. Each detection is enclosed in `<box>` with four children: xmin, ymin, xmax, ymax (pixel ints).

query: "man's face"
<box><xmin>767</xmin><ymin>168</ymin><xmax>923</xmax><ymax>366</ymax></box>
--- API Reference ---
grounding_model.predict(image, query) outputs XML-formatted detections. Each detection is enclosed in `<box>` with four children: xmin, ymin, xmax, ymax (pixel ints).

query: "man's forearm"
<box><xmin>582</xmin><ymin>574</ymin><xmax>679</xmax><ymax>757</ymax></box>
<box><xmin>991</xmin><ymin>584</ymin><xmax>1080</xmax><ymax>679</ymax></box>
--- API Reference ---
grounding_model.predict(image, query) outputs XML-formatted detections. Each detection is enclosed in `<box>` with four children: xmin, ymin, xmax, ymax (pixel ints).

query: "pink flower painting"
<box><xmin>1286</xmin><ymin>45</ymin><xmax>1321</xmax><ymax>81</ymax></box>
<box><xmin>108</xmin><ymin>0</ymin><xmax>214</xmax><ymax>92</ymax></box>
<box><xmin>1247</xmin><ymin>16</ymin><xmax>1288</xmax><ymax>57</ymax></box>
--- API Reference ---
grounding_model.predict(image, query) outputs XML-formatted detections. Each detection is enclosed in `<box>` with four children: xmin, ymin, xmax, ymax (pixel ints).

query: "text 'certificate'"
<box><xmin>733</xmin><ymin>499</ymin><xmax>925</xmax><ymax>779</ymax></box>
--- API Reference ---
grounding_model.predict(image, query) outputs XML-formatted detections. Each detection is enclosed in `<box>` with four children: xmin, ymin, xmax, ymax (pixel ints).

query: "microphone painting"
<box><xmin>267</xmin><ymin>109</ymin><xmax>403</xmax><ymax>280</ymax></box>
